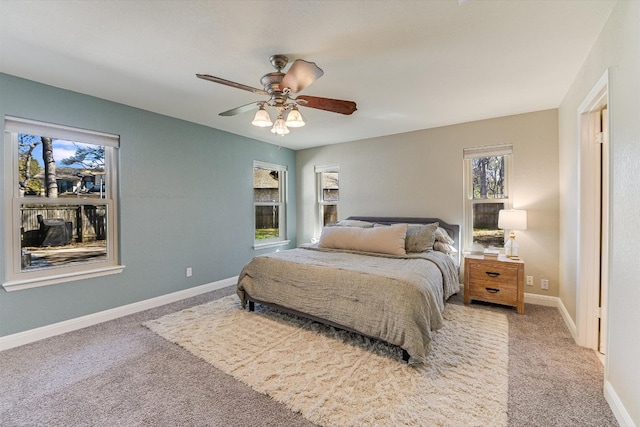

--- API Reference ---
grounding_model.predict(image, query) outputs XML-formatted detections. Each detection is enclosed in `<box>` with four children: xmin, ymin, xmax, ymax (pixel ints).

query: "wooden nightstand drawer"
<box><xmin>467</xmin><ymin>261</ymin><xmax>519</xmax><ymax>285</ymax></box>
<box><xmin>464</xmin><ymin>255</ymin><xmax>525</xmax><ymax>314</ymax></box>
<box><xmin>467</xmin><ymin>282</ymin><xmax>518</xmax><ymax>305</ymax></box>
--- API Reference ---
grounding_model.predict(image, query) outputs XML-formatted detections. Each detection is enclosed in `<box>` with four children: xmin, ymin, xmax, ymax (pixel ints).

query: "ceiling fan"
<box><xmin>196</xmin><ymin>54</ymin><xmax>357</xmax><ymax>136</ymax></box>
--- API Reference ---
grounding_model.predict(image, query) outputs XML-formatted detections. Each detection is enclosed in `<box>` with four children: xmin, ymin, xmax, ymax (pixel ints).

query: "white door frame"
<box><xmin>576</xmin><ymin>69</ymin><xmax>610</xmax><ymax>352</ymax></box>
<box><xmin>599</xmin><ymin>106</ymin><xmax>609</xmax><ymax>356</ymax></box>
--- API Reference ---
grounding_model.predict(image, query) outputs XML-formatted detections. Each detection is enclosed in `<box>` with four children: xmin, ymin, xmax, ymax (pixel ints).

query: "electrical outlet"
<box><xmin>186</xmin><ymin>267</ymin><xmax>193</xmax><ymax>277</ymax></box>
<box><xmin>526</xmin><ymin>276</ymin><xmax>533</xmax><ymax>286</ymax></box>
<box><xmin>541</xmin><ymin>279</ymin><xmax>549</xmax><ymax>290</ymax></box>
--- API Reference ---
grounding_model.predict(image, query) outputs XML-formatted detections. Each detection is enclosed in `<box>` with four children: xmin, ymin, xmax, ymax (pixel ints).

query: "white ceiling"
<box><xmin>0</xmin><ymin>0</ymin><xmax>616</xmax><ymax>150</ymax></box>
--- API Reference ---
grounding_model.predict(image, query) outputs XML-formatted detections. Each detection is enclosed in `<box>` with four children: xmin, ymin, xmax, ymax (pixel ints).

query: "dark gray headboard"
<box><xmin>345</xmin><ymin>216</ymin><xmax>460</xmax><ymax>256</ymax></box>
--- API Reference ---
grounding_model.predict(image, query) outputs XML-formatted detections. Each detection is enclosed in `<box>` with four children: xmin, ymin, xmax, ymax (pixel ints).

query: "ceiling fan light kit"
<box><xmin>251</xmin><ymin>103</ymin><xmax>305</xmax><ymax>135</ymax></box>
<box><xmin>197</xmin><ymin>54</ymin><xmax>357</xmax><ymax>137</ymax></box>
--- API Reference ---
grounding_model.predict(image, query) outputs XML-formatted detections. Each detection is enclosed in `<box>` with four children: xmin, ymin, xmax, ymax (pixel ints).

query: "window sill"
<box><xmin>2</xmin><ymin>265</ymin><xmax>126</xmax><ymax>292</ymax></box>
<box><xmin>253</xmin><ymin>240</ymin><xmax>291</xmax><ymax>250</ymax></box>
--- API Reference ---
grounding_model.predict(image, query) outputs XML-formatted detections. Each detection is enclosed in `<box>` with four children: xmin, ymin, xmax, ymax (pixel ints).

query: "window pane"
<box><xmin>255</xmin><ymin>205</ymin><xmax>280</xmax><ymax>240</ymax></box>
<box><xmin>20</xmin><ymin>203</ymin><xmax>108</xmax><ymax>271</ymax></box>
<box><xmin>472</xmin><ymin>156</ymin><xmax>505</xmax><ymax>199</ymax></box>
<box><xmin>323</xmin><ymin>188</ymin><xmax>339</xmax><ymax>202</ymax></box>
<box><xmin>472</xmin><ymin>202</ymin><xmax>505</xmax><ymax>247</ymax></box>
<box><xmin>323</xmin><ymin>205</ymin><xmax>338</xmax><ymax>226</ymax></box>
<box><xmin>322</xmin><ymin>172</ymin><xmax>339</xmax><ymax>202</ymax></box>
<box><xmin>253</xmin><ymin>168</ymin><xmax>280</xmax><ymax>202</ymax></box>
<box><xmin>253</xmin><ymin>162</ymin><xmax>286</xmax><ymax>244</ymax></box>
<box><xmin>18</xmin><ymin>134</ymin><xmax>106</xmax><ymax>199</ymax></box>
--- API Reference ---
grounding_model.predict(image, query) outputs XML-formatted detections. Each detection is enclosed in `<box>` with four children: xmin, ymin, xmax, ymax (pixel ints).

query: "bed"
<box><xmin>236</xmin><ymin>216</ymin><xmax>461</xmax><ymax>363</ymax></box>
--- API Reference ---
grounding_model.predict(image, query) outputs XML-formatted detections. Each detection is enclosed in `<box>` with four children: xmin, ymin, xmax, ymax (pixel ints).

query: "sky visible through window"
<box><xmin>21</xmin><ymin>136</ymin><xmax>94</xmax><ymax>168</ymax></box>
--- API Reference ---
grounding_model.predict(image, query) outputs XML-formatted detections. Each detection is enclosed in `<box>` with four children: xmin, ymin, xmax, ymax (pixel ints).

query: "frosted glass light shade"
<box><xmin>285</xmin><ymin>107</ymin><xmax>305</xmax><ymax>127</ymax></box>
<box><xmin>271</xmin><ymin>117</ymin><xmax>290</xmax><ymax>135</ymax></box>
<box><xmin>251</xmin><ymin>107</ymin><xmax>273</xmax><ymax>127</ymax></box>
<box><xmin>498</xmin><ymin>209</ymin><xmax>527</xmax><ymax>230</ymax></box>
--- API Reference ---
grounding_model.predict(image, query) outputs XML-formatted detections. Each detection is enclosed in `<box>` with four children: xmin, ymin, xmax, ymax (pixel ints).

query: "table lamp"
<box><xmin>498</xmin><ymin>209</ymin><xmax>527</xmax><ymax>258</ymax></box>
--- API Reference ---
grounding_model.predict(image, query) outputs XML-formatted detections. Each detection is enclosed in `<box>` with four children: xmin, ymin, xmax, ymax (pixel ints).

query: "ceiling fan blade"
<box><xmin>296</xmin><ymin>95</ymin><xmax>357</xmax><ymax>115</ymax></box>
<box><xmin>280</xmin><ymin>60</ymin><xmax>324</xmax><ymax>93</ymax></box>
<box><xmin>219</xmin><ymin>102</ymin><xmax>259</xmax><ymax>117</ymax></box>
<box><xmin>196</xmin><ymin>74</ymin><xmax>269</xmax><ymax>96</ymax></box>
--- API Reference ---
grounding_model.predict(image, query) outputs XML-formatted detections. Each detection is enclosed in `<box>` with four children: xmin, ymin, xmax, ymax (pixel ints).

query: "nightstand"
<box><xmin>464</xmin><ymin>254</ymin><xmax>525</xmax><ymax>314</ymax></box>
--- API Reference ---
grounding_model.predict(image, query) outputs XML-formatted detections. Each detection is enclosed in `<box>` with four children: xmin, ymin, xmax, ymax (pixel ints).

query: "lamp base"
<box><xmin>504</xmin><ymin>234</ymin><xmax>519</xmax><ymax>258</ymax></box>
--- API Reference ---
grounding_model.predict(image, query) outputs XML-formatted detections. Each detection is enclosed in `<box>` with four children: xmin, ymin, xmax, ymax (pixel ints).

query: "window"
<box><xmin>463</xmin><ymin>144</ymin><xmax>512</xmax><ymax>250</ymax></box>
<box><xmin>253</xmin><ymin>160</ymin><xmax>288</xmax><ymax>249</ymax></box>
<box><xmin>315</xmin><ymin>165</ymin><xmax>339</xmax><ymax>237</ymax></box>
<box><xmin>3</xmin><ymin>116</ymin><xmax>123</xmax><ymax>291</ymax></box>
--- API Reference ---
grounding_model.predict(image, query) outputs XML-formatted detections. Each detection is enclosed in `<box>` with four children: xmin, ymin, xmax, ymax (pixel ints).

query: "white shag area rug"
<box><xmin>145</xmin><ymin>295</ymin><xmax>508</xmax><ymax>427</ymax></box>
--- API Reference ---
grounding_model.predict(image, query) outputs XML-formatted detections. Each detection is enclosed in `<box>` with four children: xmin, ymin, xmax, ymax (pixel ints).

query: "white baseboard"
<box><xmin>555</xmin><ymin>296</ymin><xmax>578</xmax><ymax>342</ymax></box>
<box><xmin>524</xmin><ymin>292</ymin><xmax>560</xmax><ymax>307</ymax></box>
<box><xmin>0</xmin><ymin>276</ymin><xmax>238</xmax><ymax>352</ymax></box>
<box><xmin>605</xmin><ymin>380</ymin><xmax>637</xmax><ymax>427</ymax></box>
<box><xmin>524</xmin><ymin>292</ymin><xmax>578</xmax><ymax>342</ymax></box>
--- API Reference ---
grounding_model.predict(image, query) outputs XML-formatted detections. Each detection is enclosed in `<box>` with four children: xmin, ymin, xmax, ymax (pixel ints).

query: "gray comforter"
<box><xmin>236</xmin><ymin>246</ymin><xmax>460</xmax><ymax>362</ymax></box>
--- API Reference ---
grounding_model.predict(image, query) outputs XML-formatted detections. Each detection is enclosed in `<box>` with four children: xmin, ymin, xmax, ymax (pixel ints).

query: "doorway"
<box><xmin>577</xmin><ymin>70</ymin><xmax>609</xmax><ymax>359</ymax></box>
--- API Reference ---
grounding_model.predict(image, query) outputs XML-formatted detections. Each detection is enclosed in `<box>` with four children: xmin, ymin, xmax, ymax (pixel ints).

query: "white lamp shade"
<box><xmin>285</xmin><ymin>107</ymin><xmax>305</xmax><ymax>128</ymax></box>
<box><xmin>498</xmin><ymin>209</ymin><xmax>527</xmax><ymax>230</ymax></box>
<box><xmin>251</xmin><ymin>107</ymin><xmax>273</xmax><ymax>127</ymax></box>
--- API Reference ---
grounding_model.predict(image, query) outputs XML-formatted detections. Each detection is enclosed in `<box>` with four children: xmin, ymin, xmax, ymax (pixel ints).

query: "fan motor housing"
<box><xmin>260</xmin><ymin>72</ymin><xmax>284</xmax><ymax>94</ymax></box>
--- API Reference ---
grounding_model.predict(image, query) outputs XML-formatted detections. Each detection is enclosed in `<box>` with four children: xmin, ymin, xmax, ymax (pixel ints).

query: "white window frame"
<box><xmin>253</xmin><ymin>160</ymin><xmax>289</xmax><ymax>250</ymax></box>
<box><xmin>463</xmin><ymin>144</ymin><xmax>513</xmax><ymax>252</ymax></box>
<box><xmin>315</xmin><ymin>164</ymin><xmax>339</xmax><ymax>239</ymax></box>
<box><xmin>3</xmin><ymin>116</ymin><xmax>124</xmax><ymax>291</ymax></box>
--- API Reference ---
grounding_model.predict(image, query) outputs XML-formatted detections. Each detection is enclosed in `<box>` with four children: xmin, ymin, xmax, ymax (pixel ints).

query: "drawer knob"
<box><xmin>485</xmin><ymin>271</ymin><xmax>501</xmax><ymax>278</ymax></box>
<box><xmin>486</xmin><ymin>287</ymin><xmax>500</xmax><ymax>293</ymax></box>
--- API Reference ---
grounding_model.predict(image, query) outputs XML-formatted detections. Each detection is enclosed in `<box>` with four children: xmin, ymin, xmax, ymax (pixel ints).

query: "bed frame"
<box><xmin>245</xmin><ymin>216</ymin><xmax>460</xmax><ymax>362</ymax></box>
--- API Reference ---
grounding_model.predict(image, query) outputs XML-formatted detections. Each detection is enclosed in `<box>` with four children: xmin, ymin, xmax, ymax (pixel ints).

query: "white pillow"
<box><xmin>434</xmin><ymin>241</ymin><xmax>458</xmax><ymax>254</ymax></box>
<box><xmin>319</xmin><ymin>223</ymin><xmax>408</xmax><ymax>255</ymax></box>
<box><xmin>435</xmin><ymin>227</ymin><xmax>455</xmax><ymax>245</ymax></box>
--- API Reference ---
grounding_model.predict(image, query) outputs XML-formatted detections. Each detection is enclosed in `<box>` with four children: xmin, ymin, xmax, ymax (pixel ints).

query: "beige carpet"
<box><xmin>145</xmin><ymin>295</ymin><xmax>509</xmax><ymax>427</ymax></box>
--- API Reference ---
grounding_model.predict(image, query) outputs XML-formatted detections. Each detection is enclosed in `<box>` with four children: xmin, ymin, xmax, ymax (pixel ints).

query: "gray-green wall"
<box><xmin>0</xmin><ymin>73</ymin><xmax>296</xmax><ymax>336</ymax></box>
